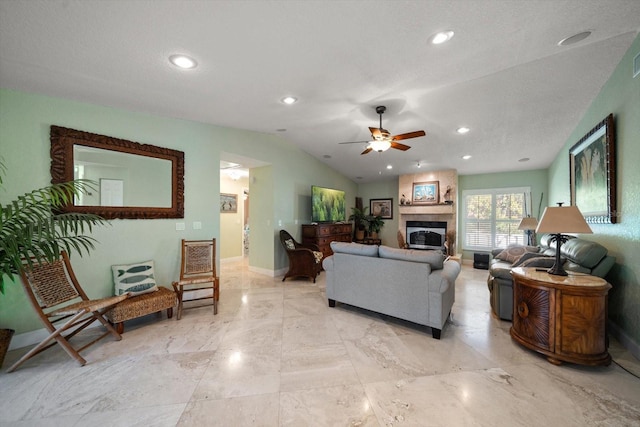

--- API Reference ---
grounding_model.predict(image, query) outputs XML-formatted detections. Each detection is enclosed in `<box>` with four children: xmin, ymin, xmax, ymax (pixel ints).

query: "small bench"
<box><xmin>106</xmin><ymin>286</ymin><xmax>176</xmax><ymax>333</ymax></box>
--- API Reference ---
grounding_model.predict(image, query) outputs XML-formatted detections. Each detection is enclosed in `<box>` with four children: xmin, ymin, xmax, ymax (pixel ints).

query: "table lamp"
<box><xmin>535</xmin><ymin>203</ymin><xmax>592</xmax><ymax>276</ymax></box>
<box><xmin>517</xmin><ymin>216</ymin><xmax>538</xmax><ymax>246</ymax></box>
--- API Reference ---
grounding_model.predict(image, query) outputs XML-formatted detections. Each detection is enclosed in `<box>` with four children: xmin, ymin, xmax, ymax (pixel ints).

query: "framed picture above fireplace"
<box><xmin>412</xmin><ymin>181</ymin><xmax>439</xmax><ymax>204</ymax></box>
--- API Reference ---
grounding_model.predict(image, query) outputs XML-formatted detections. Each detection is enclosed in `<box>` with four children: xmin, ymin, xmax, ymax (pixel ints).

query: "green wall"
<box><xmin>548</xmin><ymin>35</ymin><xmax>640</xmax><ymax>350</ymax></box>
<box><xmin>0</xmin><ymin>89</ymin><xmax>356</xmax><ymax>335</ymax></box>
<box><xmin>458</xmin><ymin>169</ymin><xmax>549</xmax><ymax>259</ymax></box>
<box><xmin>356</xmin><ymin>177</ymin><xmax>400</xmax><ymax>247</ymax></box>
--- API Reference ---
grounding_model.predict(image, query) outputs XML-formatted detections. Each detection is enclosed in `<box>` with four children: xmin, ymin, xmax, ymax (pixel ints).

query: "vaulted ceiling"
<box><xmin>1</xmin><ymin>1</ymin><xmax>638</xmax><ymax>182</ymax></box>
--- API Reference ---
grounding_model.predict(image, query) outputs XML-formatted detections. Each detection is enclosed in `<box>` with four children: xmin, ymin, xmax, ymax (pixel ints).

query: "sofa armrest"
<box><xmin>322</xmin><ymin>255</ymin><xmax>334</xmax><ymax>271</ymax></box>
<box><xmin>428</xmin><ymin>260</ymin><xmax>461</xmax><ymax>293</ymax></box>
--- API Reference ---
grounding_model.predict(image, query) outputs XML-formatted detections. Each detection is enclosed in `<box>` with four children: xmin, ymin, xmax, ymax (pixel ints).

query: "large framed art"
<box><xmin>412</xmin><ymin>181</ymin><xmax>439</xmax><ymax>205</ymax></box>
<box><xmin>569</xmin><ymin>114</ymin><xmax>616</xmax><ymax>224</ymax></box>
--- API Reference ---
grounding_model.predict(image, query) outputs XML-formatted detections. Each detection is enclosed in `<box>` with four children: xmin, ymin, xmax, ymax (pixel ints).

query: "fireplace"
<box><xmin>406</xmin><ymin>221</ymin><xmax>447</xmax><ymax>251</ymax></box>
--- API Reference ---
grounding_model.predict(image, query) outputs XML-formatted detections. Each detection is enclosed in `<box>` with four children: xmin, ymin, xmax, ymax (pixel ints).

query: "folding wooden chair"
<box><xmin>172</xmin><ymin>239</ymin><xmax>219</xmax><ymax>320</ymax></box>
<box><xmin>7</xmin><ymin>251</ymin><xmax>128</xmax><ymax>373</ymax></box>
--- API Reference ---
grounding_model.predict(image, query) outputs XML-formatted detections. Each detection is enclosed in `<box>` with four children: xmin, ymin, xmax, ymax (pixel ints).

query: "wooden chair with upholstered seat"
<box><xmin>7</xmin><ymin>251</ymin><xmax>129</xmax><ymax>373</ymax></box>
<box><xmin>172</xmin><ymin>239</ymin><xmax>219</xmax><ymax>320</ymax></box>
<box><xmin>279</xmin><ymin>230</ymin><xmax>323</xmax><ymax>283</ymax></box>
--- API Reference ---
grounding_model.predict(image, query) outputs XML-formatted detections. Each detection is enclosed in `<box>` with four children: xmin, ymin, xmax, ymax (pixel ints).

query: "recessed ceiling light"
<box><xmin>431</xmin><ymin>30</ymin><xmax>454</xmax><ymax>45</ymax></box>
<box><xmin>281</xmin><ymin>96</ymin><xmax>298</xmax><ymax>105</ymax></box>
<box><xmin>519</xmin><ymin>157</ymin><xmax>530</xmax><ymax>162</ymax></box>
<box><xmin>169</xmin><ymin>54</ymin><xmax>198</xmax><ymax>69</ymax></box>
<box><xmin>323</xmin><ymin>155</ymin><xmax>332</xmax><ymax>159</ymax></box>
<box><xmin>558</xmin><ymin>31</ymin><xmax>592</xmax><ymax>46</ymax></box>
<box><xmin>462</xmin><ymin>155</ymin><xmax>472</xmax><ymax>160</ymax></box>
<box><xmin>276</xmin><ymin>128</ymin><xmax>287</xmax><ymax>132</ymax></box>
<box><xmin>457</xmin><ymin>127</ymin><xmax>470</xmax><ymax>134</ymax></box>
<box><xmin>386</xmin><ymin>165</ymin><xmax>393</xmax><ymax>170</ymax></box>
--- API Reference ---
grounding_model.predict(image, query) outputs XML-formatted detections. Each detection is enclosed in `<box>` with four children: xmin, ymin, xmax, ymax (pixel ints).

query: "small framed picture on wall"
<box><xmin>220</xmin><ymin>193</ymin><xmax>238</xmax><ymax>213</ymax></box>
<box><xmin>370</xmin><ymin>198</ymin><xmax>393</xmax><ymax>219</ymax></box>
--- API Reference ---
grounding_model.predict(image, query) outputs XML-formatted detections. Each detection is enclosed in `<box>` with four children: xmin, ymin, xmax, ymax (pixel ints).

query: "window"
<box><xmin>462</xmin><ymin>187</ymin><xmax>531</xmax><ymax>251</ymax></box>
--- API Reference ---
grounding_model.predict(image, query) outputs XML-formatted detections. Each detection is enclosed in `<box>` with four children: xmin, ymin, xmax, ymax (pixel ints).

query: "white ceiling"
<box><xmin>1</xmin><ymin>0</ymin><xmax>638</xmax><ymax>182</ymax></box>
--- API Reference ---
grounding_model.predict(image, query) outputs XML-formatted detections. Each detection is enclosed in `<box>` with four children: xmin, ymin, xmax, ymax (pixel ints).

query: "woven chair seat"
<box><xmin>177</xmin><ymin>275</ymin><xmax>215</xmax><ymax>286</ymax></box>
<box><xmin>52</xmin><ymin>294</ymin><xmax>129</xmax><ymax>316</ymax></box>
<box><xmin>106</xmin><ymin>287</ymin><xmax>176</xmax><ymax>332</ymax></box>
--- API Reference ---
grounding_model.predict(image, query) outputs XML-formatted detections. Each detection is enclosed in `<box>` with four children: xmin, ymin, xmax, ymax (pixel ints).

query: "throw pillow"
<box><xmin>112</xmin><ymin>260</ymin><xmax>159</xmax><ymax>296</ymax></box>
<box><xmin>512</xmin><ymin>251</ymin><xmax>550</xmax><ymax>267</ymax></box>
<box><xmin>519</xmin><ymin>256</ymin><xmax>563</xmax><ymax>269</ymax></box>
<box><xmin>495</xmin><ymin>245</ymin><xmax>539</xmax><ymax>263</ymax></box>
<box><xmin>284</xmin><ymin>239</ymin><xmax>296</xmax><ymax>250</ymax></box>
<box><xmin>312</xmin><ymin>251</ymin><xmax>324</xmax><ymax>264</ymax></box>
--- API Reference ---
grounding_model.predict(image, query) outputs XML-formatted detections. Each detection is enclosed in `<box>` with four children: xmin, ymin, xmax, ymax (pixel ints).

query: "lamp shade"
<box><xmin>536</xmin><ymin>205</ymin><xmax>592</xmax><ymax>234</ymax></box>
<box><xmin>368</xmin><ymin>140</ymin><xmax>391</xmax><ymax>152</ymax></box>
<box><xmin>517</xmin><ymin>216</ymin><xmax>538</xmax><ymax>231</ymax></box>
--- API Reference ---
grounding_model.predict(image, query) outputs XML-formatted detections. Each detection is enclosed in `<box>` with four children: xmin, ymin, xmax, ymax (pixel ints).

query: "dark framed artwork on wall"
<box><xmin>370</xmin><ymin>198</ymin><xmax>393</xmax><ymax>219</ymax></box>
<box><xmin>569</xmin><ymin>114</ymin><xmax>616</xmax><ymax>224</ymax></box>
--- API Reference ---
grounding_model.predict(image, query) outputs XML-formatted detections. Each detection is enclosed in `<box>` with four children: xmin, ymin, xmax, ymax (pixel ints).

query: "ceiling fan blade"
<box><xmin>391</xmin><ymin>130</ymin><xmax>426</xmax><ymax>141</ymax></box>
<box><xmin>360</xmin><ymin>147</ymin><xmax>373</xmax><ymax>155</ymax></box>
<box><xmin>339</xmin><ymin>140</ymin><xmax>371</xmax><ymax>144</ymax></box>
<box><xmin>369</xmin><ymin>127</ymin><xmax>383</xmax><ymax>138</ymax></box>
<box><xmin>390</xmin><ymin>141</ymin><xmax>411</xmax><ymax>151</ymax></box>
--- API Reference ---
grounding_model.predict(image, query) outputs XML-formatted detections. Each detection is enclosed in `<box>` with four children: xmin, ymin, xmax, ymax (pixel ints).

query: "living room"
<box><xmin>1</xmin><ymin>1</ymin><xmax>639</xmax><ymax>424</ymax></box>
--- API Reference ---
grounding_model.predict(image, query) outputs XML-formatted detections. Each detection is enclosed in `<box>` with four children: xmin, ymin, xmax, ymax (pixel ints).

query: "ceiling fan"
<box><xmin>339</xmin><ymin>106</ymin><xmax>426</xmax><ymax>155</ymax></box>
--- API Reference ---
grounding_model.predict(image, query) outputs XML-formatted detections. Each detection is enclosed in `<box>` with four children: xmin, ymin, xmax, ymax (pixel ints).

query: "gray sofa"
<box><xmin>488</xmin><ymin>234</ymin><xmax>616</xmax><ymax>320</ymax></box>
<box><xmin>322</xmin><ymin>242</ymin><xmax>461</xmax><ymax>339</ymax></box>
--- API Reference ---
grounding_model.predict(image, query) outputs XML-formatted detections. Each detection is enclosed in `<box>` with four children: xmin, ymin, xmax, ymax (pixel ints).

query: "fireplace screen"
<box><xmin>406</xmin><ymin>221</ymin><xmax>447</xmax><ymax>250</ymax></box>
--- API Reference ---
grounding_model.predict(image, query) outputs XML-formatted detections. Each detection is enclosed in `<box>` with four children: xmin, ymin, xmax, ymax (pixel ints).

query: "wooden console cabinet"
<box><xmin>510</xmin><ymin>267</ymin><xmax>611</xmax><ymax>366</ymax></box>
<box><xmin>301</xmin><ymin>223</ymin><xmax>352</xmax><ymax>258</ymax></box>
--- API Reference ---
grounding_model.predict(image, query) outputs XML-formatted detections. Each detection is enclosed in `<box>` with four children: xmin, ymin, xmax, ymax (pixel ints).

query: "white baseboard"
<box><xmin>221</xmin><ymin>256</ymin><xmax>244</xmax><ymax>263</ymax></box>
<box><xmin>247</xmin><ymin>265</ymin><xmax>285</xmax><ymax>277</ymax></box>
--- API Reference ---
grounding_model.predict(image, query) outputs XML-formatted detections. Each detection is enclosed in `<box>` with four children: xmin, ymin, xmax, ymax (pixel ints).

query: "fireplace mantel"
<box><xmin>398</xmin><ymin>203</ymin><xmax>454</xmax><ymax>216</ymax></box>
<box><xmin>399</xmin><ymin>169</ymin><xmax>458</xmax><ymax>251</ymax></box>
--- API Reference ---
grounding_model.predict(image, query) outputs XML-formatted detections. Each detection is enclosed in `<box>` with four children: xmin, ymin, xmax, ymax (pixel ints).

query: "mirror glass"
<box><xmin>73</xmin><ymin>146</ymin><xmax>172</xmax><ymax>207</ymax></box>
<box><xmin>51</xmin><ymin>126</ymin><xmax>184</xmax><ymax>219</ymax></box>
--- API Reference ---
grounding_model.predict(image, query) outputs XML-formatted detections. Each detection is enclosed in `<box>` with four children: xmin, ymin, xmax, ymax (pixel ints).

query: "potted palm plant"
<box><xmin>366</xmin><ymin>215</ymin><xmax>385</xmax><ymax>239</ymax></box>
<box><xmin>0</xmin><ymin>159</ymin><xmax>106</xmax><ymax>367</ymax></box>
<box><xmin>348</xmin><ymin>207</ymin><xmax>369</xmax><ymax>241</ymax></box>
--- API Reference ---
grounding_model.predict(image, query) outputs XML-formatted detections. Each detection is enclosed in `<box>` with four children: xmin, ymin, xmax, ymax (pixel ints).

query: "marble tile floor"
<box><xmin>1</xmin><ymin>259</ymin><xmax>639</xmax><ymax>426</ymax></box>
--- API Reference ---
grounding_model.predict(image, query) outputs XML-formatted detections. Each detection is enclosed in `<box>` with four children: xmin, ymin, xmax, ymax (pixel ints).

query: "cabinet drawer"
<box><xmin>338</xmin><ymin>224</ymin><xmax>352</xmax><ymax>233</ymax></box>
<box><xmin>318</xmin><ymin>237</ymin><xmax>333</xmax><ymax>246</ymax></box>
<box><xmin>513</xmin><ymin>284</ymin><xmax>553</xmax><ymax>351</ymax></box>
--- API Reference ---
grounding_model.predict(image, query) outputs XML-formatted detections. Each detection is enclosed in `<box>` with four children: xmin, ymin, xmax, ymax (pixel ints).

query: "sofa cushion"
<box><xmin>563</xmin><ymin>261</ymin><xmax>591</xmax><ymax>274</ymax></box>
<box><xmin>378</xmin><ymin>246</ymin><xmax>445</xmax><ymax>269</ymax></box>
<box><xmin>112</xmin><ymin>260</ymin><xmax>159</xmax><ymax>296</ymax></box>
<box><xmin>560</xmin><ymin>238</ymin><xmax>607</xmax><ymax>269</ymax></box>
<box><xmin>518</xmin><ymin>256</ymin><xmax>561</xmax><ymax>269</ymax></box>
<box><xmin>330</xmin><ymin>241</ymin><xmax>379</xmax><ymax>257</ymax></box>
<box><xmin>495</xmin><ymin>245</ymin><xmax>539</xmax><ymax>263</ymax></box>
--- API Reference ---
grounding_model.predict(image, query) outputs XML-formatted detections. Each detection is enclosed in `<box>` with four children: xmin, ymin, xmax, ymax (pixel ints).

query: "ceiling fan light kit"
<box><xmin>340</xmin><ymin>105</ymin><xmax>426</xmax><ymax>155</ymax></box>
<box><xmin>368</xmin><ymin>140</ymin><xmax>392</xmax><ymax>152</ymax></box>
